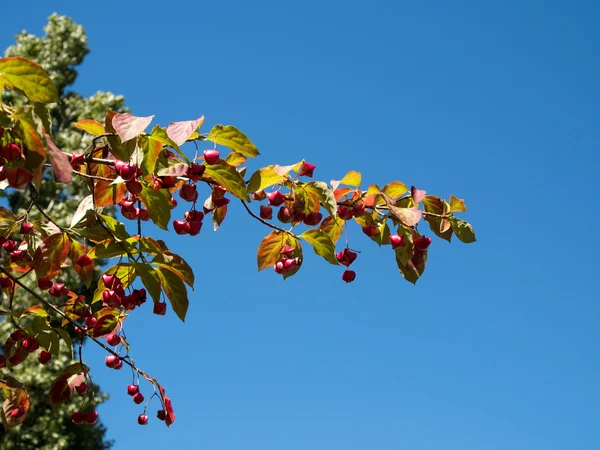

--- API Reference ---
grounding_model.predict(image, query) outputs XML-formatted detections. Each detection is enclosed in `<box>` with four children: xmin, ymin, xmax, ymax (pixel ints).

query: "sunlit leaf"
<box><xmin>300</xmin><ymin>229</ymin><xmax>339</xmax><ymax>265</ymax></box>
<box><xmin>166</xmin><ymin>116</ymin><xmax>204</xmax><ymax>146</ymax></box>
<box><xmin>33</xmin><ymin>233</ymin><xmax>70</xmax><ymax>279</ymax></box>
<box><xmin>43</xmin><ymin>133</ymin><xmax>72</xmax><ymax>183</ymax></box>
<box><xmin>74</xmin><ymin>119</ymin><xmax>105</xmax><ymax>136</ymax></box>
<box><xmin>155</xmin><ymin>268</ymin><xmax>189</xmax><ymax>322</ymax></box>
<box><xmin>112</xmin><ymin>113</ymin><xmax>154</xmax><ymax>142</ymax></box>
<box><xmin>206</xmin><ymin>124</ymin><xmax>259</xmax><ymax>158</ymax></box>
<box><xmin>204</xmin><ymin>160</ymin><xmax>249</xmax><ymax>201</ymax></box>
<box><xmin>0</xmin><ymin>56</ymin><xmax>58</xmax><ymax>103</ymax></box>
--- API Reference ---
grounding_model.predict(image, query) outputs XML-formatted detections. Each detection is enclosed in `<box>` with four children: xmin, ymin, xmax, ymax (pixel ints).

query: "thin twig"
<box><xmin>240</xmin><ymin>200</ymin><xmax>299</xmax><ymax>239</ymax></box>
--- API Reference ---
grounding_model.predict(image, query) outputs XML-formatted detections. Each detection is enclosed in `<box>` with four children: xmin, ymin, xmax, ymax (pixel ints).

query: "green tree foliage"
<box><xmin>0</xmin><ymin>15</ymin><xmax>121</xmax><ymax>449</ymax></box>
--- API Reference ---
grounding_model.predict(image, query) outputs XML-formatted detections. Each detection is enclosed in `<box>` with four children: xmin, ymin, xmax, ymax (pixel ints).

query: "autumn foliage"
<box><xmin>0</xmin><ymin>56</ymin><xmax>475</xmax><ymax>430</ymax></box>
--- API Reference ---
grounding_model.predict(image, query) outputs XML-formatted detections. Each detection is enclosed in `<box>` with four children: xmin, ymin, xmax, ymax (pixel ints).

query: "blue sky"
<box><xmin>2</xmin><ymin>1</ymin><xmax>600</xmax><ymax>449</ymax></box>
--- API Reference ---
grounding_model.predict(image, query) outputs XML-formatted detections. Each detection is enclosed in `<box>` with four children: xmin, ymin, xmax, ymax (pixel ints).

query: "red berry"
<box><xmin>8</xmin><ymin>354</ymin><xmax>22</xmax><ymax>366</ymax></box>
<box><xmin>76</xmin><ymin>254</ymin><xmax>93</xmax><ymax>267</ymax></box>
<box><xmin>336</xmin><ymin>248</ymin><xmax>358</xmax><ymax>267</ymax></box>
<box><xmin>351</xmin><ymin>203</ymin><xmax>366</xmax><ymax>217</ymax></box>
<box><xmin>127</xmin><ymin>384</ymin><xmax>139</xmax><ymax>396</ymax></box>
<box><xmin>337</xmin><ymin>206</ymin><xmax>353</xmax><ymax>220</ymax></box>
<box><xmin>414</xmin><ymin>235</ymin><xmax>432</xmax><ymax>252</ymax></box>
<box><xmin>22</xmin><ymin>337</ymin><xmax>40</xmax><ymax>353</ymax></box>
<box><xmin>114</xmin><ymin>160</ymin><xmax>137</xmax><ymax>180</ymax></box>
<box><xmin>138</xmin><ymin>413</ymin><xmax>149</xmax><ymax>425</ymax></box>
<box><xmin>212</xmin><ymin>196</ymin><xmax>230</xmax><ymax>208</ymax></box>
<box><xmin>114</xmin><ymin>359</ymin><xmax>123</xmax><ymax>370</ymax></box>
<box><xmin>184</xmin><ymin>210</ymin><xmax>204</xmax><ymax>222</ymax></box>
<box><xmin>38</xmin><ymin>277</ymin><xmax>53</xmax><ymax>290</ymax></box>
<box><xmin>49</xmin><ymin>282</ymin><xmax>67</xmax><ymax>297</ymax></box>
<box><xmin>126</xmin><ymin>179</ymin><xmax>143</xmax><ymax>195</ymax></box>
<box><xmin>157</xmin><ymin>410</ymin><xmax>166</xmax><ymax>421</ymax></box>
<box><xmin>278</xmin><ymin>206</ymin><xmax>296</xmax><ymax>223</ymax></box>
<box><xmin>259</xmin><ymin>205</ymin><xmax>273</xmax><ymax>220</ymax></box>
<box><xmin>298</xmin><ymin>162</ymin><xmax>316</xmax><ymax>177</ymax></box>
<box><xmin>38</xmin><ymin>350</ymin><xmax>51</xmax><ymax>365</ymax></box>
<box><xmin>153</xmin><ymin>302</ymin><xmax>167</xmax><ymax>315</ymax></box>
<box><xmin>106</xmin><ymin>333</ymin><xmax>121</xmax><ymax>346</ymax></box>
<box><xmin>252</xmin><ymin>190</ymin><xmax>266</xmax><ymax>201</ymax></box>
<box><xmin>10</xmin><ymin>407</ymin><xmax>25</xmax><ymax>419</ymax></box>
<box><xmin>342</xmin><ymin>270</ymin><xmax>356</xmax><ymax>283</ymax></box>
<box><xmin>173</xmin><ymin>219</ymin><xmax>190</xmax><ymax>235</ymax></box>
<box><xmin>188</xmin><ymin>220</ymin><xmax>203</xmax><ymax>236</ymax></box>
<box><xmin>102</xmin><ymin>289</ymin><xmax>122</xmax><ymax>308</ymax></box>
<box><xmin>133</xmin><ymin>392</ymin><xmax>145</xmax><ymax>404</ymax></box>
<box><xmin>105</xmin><ymin>355</ymin><xmax>120</xmax><ymax>368</ymax></box>
<box><xmin>203</xmin><ymin>149</ymin><xmax>220</xmax><ymax>165</ymax></box>
<box><xmin>138</xmin><ymin>208</ymin><xmax>149</xmax><ymax>221</ymax></box>
<box><xmin>361</xmin><ymin>224</ymin><xmax>379</xmax><ymax>237</ymax></box>
<box><xmin>280</xmin><ymin>245</ymin><xmax>295</xmax><ymax>258</ymax></box>
<box><xmin>75</xmin><ymin>382</ymin><xmax>88</xmax><ymax>395</ymax></box>
<box><xmin>84</xmin><ymin>411</ymin><xmax>99</xmax><ymax>424</ymax></box>
<box><xmin>170</xmin><ymin>196</ymin><xmax>178</xmax><ymax>209</ymax></box>
<box><xmin>187</xmin><ymin>162</ymin><xmax>206</xmax><ymax>181</ymax></box>
<box><xmin>85</xmin><ymin>316</ymin><xmax>97</xmax><ymax>328</ymax></box>
<box><xmin>120</xmin><ymin>202</ymin><xmax>138</xmax><ymax>220</ymax></box>
<box><xmin>179</xmin><ymin>183</ymin><xmax>198</xmax><ymax>202</ymax></box>
<box><xmin>102</xmin><ymin>274</ymin><xmax>122</xmax><ymax>290</ymax></box>
<box><xmin>303</xmin><ymin>211</ymin><xmax>323</xmax><ymax>226</ymax></box>
<box><xmin>266</xmin><ymin>190</ymin><xmax>286</xmax><ymax>207</ymax></box>
<box><xmin>20</xmin><ymin>221</ymin><xmax>34</xmax><ymax>235</ymax></box>
<box><xmin>71</xmin><ymin>411</ymin><xmax>84</xmax><ymax>424</ymax></box>
<box><xmin>10</xmin><ymin>330</ymin><xmax>25</xmax><ymax>341</ymax></box>
<box><xmin>389</xmin><ymin>234</ymin><xmax>405</xmax><ymax>249</ymax></box>
<box><xmin>70</xmin><ymin>152</ymin><xmax>85</xmax><ymax>170</ymax></box>
<box><xmin>1</xmin><ymin>143</ymin><xmax>22</xmax><ymax>162</ymax></box>
<box><xmin>2</xmin><ymin>239</ymin><xmax>17</xmax><ymax>253</ymax></box>
<box><xmin>0</xmin><ymin>166</ymin><xmax>6</xmax><ymax>182</ymax></box>
<box><xmin>0</xmin><ymin>277</ymin><xmax>13</xmax><ymax>288</ymax></box>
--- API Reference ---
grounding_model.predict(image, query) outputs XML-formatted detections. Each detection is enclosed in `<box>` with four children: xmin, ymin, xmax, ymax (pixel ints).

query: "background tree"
<box><xmin>0</xmin><ymin>14</ymin><xmax>126</xmax><ymax>449</ymax></box>
<box><xmin>0</xmin><ymin>12</ymin><xmax>475</xmax><ymax>439</ymax></box>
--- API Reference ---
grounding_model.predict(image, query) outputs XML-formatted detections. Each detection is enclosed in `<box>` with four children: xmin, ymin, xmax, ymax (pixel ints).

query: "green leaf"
<box><xmin>1</xmin><ymin>386</ymin><xmax>29</xmax><ymax>430</ymax></box>
<box><xmin>54</xmin><ymin>328</ymin><xmax>72</xmax><ymax>358</ymax></box>
<box><xmin>225</xmin><ymin>152</ymin><xmax>247</xmax><ymax>166</ymax></box>
<box><xmin>133</xmin><ymin>263</ymin><xmax>162</xmax><ymax>303</ymax></box>
<box><xmin>0</xmin><ymin>207</ymin><xmax>17</xmax><ymax>236</ymax></box>
<box><xmin>396</xmin><ymin>249</ymin><xmax>427</xmax><ymax>284</ymax></box>
<box><xmin>0</xmin><ymin>56</ymin><xmax>58</xmax><ymax>103</ymax></box>
<box><xmin>11</xmin><ymin>107</ymin><xmax>46</xmax><ymax>170</ymax></box>
<box><xmin>331</xmin><ymin>170</ymin><xmax>361</xmax><ymax>190</ymax></box>
<box><xmin>155</xmin><ymin>267</ymin><xmax>189</xmax><ymax>322</ymax></box>
<box><xmin>300</xmin><ymin>229</ymin><xmax>339</xmax><ymax>265</ymax></box>
<box><xmin>422</xmin><ymin>196</ymin><xmax>452</xmax><ymax>242</ymax></box>
<box><xmin>166</xmin><ymin>117</ymin><xmax>204</xmax><ymax>146</ymax></box>
<box><xmin>74</xmin><ymin>119</ymin><xmax>105</xmax><ymax>136</ymax></box>
<box><xmin>33</xmin><ymin>233</ymin><xmax>70</xmax><ymax>279</ymax></box>
<box><xmin>138</xmin><ymin>187</ymin><xmax>171</xmax><ymax>230</ymax></box>
<box><xmin>449</xmin><ymin>195</ymin><xmax>467</xmax><ymax>212</ymax></box>
<box><xmin>246</xmin><ymin>166</ymin><xmax>285</xmax><ymax>194</ymax></box>
<box><xmin>88</xmin><ymin>237</ymin><xmax>139</xmax><ymax>259</ymax></box>
<box><xmin>304</xmin><ymin>181</ymin><xmax>337</xmax><ymax>220</ymax></box>
<box><xmin>140</xmin><ymin>135</ymin><xmax>164</xmax><ymax>174</ymax></box>
<box><xmin>92</xmin><ymin>311</ymin><xmax>121</xmax><ymax>337</ymax></box>
<box><xmin>212</xmin><ymin>204</ymin><xmax>227</xmax><ymax>231</ymax></box>
<box><xmin>151</xmin><ymin>251</ymin><xmax>194</xmax><ymax>288</ymax></box>
<box><xmin>204</xmin><ymin>160</ymin><xmax>250</xmax><ymax>200</ymax></box>
<box><xmin>382</xmin><ymin>181</ymin><xmax>408</xmax><ymax>199</ymax></box>
<box><xmin>206</xmin><ymin>124</ymin><xmax>259</xmax><ymax>158</ymax></box>
<box><xmin>448</xmin><ymin>217</ymin><xmax>476</xmax><ymax>243</ymax></box>
<box><xmin>112</xmin><ymin>113</ymin><xmax>154</xmax><ymax>142</ymax></box>
<box><xmin>256</xmin><ymin>230</ymin><xmax>287</xmax><ymax>271</ymax></box>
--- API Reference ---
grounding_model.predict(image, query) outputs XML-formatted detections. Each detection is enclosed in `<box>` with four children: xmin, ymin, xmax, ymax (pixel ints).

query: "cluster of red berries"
<box><xmin>101</xmin><ymin>274</ymin><xmax>147</xmax><ymax>311</ymax></box>
<box><xmin>0</xmin><ymin>329</ymin><xmax>54</xmax><ymax>368</ymax></box>
<box><xmin>273</xmin><ymin>245</ymin><xmax>301</xmax><ymax>275</ymax></box>
<box><xmin>255</xmin><ymin>189</ymin><xmax>323</xmax><ymax>226</ymax></box>
<box><xmin>70</xmin><ymin>376</ymin><xmax>97</xmax><ymax>425</ymax></box>
<box><xmin>173</xmin><ymin>210</ymin><xmax>203</xmax><ymax>236</ymax></box>
<box><xmin>252</xmin><ymin>162</ymin><xmax>321</xmax><ymax>226</ymax></box>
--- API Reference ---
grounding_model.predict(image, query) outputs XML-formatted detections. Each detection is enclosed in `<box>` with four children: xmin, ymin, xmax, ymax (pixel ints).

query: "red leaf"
<box><xmin>112</xmin><ymin>113</ymin><xmax>154</xmax><ymax>142</ymax></box>
<box><xmin>43</xmin><ymin>133</ymin><xmax>73</xmax><ymax>183</ymax></box>
<box><xmin>411</xmin><ymin>185</ymin><xmax>426</xmax><ymax>203</ymax></box>
<box><xmin>166</xmin><ymin>116</ymin><xmax>204</xmax><ymax>146</ymax></box>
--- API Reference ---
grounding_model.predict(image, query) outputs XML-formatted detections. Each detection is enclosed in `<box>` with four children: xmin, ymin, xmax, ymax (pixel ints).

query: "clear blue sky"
<box><xmin>2</xmin><ymin>1</ymin><xmax>600</xmax><ymax>449</ymax></box>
